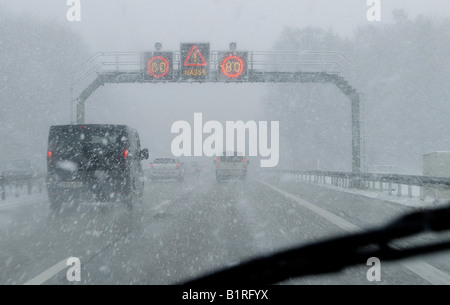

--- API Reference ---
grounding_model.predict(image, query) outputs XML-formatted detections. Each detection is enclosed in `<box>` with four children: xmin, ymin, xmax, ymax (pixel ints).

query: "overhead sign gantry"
<box><xmin>72</xmin><ymin>42</ymin><xmax>363</xmax><ymax>173</ymax></box>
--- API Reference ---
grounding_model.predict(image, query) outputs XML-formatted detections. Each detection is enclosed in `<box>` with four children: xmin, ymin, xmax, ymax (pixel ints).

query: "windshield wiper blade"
<box><xmin>183</xmin><ymin>203</ymin><xmax>450</xmax><ymax>285</ymax></box>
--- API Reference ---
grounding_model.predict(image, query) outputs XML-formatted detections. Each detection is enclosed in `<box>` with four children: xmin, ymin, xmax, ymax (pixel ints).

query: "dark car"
<box><xmin>46</xmin><ymin>124</ymin><xmax>149</xmax><ymax>210</ymax></box>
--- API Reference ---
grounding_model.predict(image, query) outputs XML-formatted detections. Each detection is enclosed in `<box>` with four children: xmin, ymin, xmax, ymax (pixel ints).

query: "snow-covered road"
<box><xmin>1</xmin><ymin>173</ymin><xmax>449</xmax><ymax>285</ymax></box>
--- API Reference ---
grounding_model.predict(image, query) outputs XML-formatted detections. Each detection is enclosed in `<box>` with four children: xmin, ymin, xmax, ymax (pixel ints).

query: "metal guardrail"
<box><xmin>0</xmin><ymin>174</ymin><xmax>45</xmax><ymax>201</ymax></box>
<box><xmin>267</xmin><ymin>170</ymin><xmax>450</xmax><ymax>202</ymax></box>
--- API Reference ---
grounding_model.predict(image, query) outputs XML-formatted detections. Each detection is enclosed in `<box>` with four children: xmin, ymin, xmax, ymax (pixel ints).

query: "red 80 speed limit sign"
<box><xmin>148</xmin><ymin>56</ymin><xmax>170</xmax><ymax>78</ymax></box>
<box><xmin>221</xmin><ymin>56</ymin><xmax>245</xmax><ymax>78</ymax></box>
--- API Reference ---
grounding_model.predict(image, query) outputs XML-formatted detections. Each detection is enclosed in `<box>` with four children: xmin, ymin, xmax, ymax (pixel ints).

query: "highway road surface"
<box><xmin>1</xmin><ymin>171</ymin><xmax>450</xmax><ymax>285</ymax></box>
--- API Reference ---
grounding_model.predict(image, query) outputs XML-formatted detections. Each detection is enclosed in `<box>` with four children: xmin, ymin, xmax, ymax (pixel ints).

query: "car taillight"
<box><xmin>243</xmin><ymin>158</ymin><xmax>247</xmax><ymax>163</ymax></box>
<box><xmin>48</xmin><ymin>151</ymin><xmax>53</xmax><ymax>158</ymax></box>
<box><xmin>124</xmin><ymin>149</ymin><xmax>128</xmax><ymax>158</ymax></box>
<box><xmin>217</xmin><ymin>158</ymin><xmax>220</xmax><ymax>162</ymax></box>
<box><xmin>151</xmin><ymin>163</ymin><xmax>154</xmax><ymax>168</ymax></box>
<box><xmin>176</xmin><ymin>164</ymin><xmax>179</xmax><ymax>169</ymax></box>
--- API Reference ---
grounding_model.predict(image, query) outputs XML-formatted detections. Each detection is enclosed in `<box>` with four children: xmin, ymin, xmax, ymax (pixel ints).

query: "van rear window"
<box><xmin>49</xmin><ymin>126</ymin><xmax>125</xmax><ymax>156</ymax></box>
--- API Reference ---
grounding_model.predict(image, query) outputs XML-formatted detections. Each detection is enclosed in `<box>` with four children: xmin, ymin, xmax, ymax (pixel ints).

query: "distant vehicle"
<box><xmin>183</xmin><ymin>161</ymin><xmax>201</xmax><ymax>176</ymax></box>
<box><xmin>46</xmin><ymin>124</ymin><xmax>149</xmax><ymax>211</ymax></box>
<box><xmin>150</xmin><ymin>158</ymin><xmax>184</xmax><ymax>181</ymax></box>
<box><xmin>215</xmin><ymin>152</ymin><xmax>249</xmax><ymax>181</ymax></box>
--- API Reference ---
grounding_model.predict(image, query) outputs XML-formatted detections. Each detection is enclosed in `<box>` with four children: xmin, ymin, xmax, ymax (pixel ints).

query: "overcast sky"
<box><xmin>2</xmin><ymin>0</ymin><xmax>449</xmax><ymax>52</ymax></box>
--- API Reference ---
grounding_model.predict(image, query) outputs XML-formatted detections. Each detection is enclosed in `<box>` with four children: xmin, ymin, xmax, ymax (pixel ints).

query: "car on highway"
<box><xmin>215</xmin><ymin>152</ymin><xmax>249</xmax><ymax>181</ymax></box>
<box><xmin>150</xmin><ymin>158</ymin><xmax>185</xmax><ymax>181</ymax></box>
<box><xmin>46</xmin><ymin>124</ymin><xmax>149</xmax><ymax>210</ymax></box>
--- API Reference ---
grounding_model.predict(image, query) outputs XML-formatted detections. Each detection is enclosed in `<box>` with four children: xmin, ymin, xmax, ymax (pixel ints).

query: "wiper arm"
<box><xmin>183</xmin><ymin>203</ymin><xmax>450</xmax><ymax>285</ymax></box>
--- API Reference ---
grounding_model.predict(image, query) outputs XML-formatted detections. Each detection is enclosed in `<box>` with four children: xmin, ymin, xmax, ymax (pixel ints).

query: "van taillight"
<box><xmin>124</xmin><ymin>149</ymin><xmax>128</xmax><ymax>158</ymax></box>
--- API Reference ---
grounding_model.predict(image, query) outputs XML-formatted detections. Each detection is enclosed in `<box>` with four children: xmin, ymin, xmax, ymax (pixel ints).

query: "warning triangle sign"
<box><xmin>184</xmin><ymin>45</ymin><xmax>208</xmax><ymax>66</ymax></box>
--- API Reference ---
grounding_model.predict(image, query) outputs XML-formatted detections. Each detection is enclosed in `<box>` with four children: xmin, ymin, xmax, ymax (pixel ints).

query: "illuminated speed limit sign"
<box><xmin>219</xmin><ymin>52</ymin><xmax>247</xmax><ymax>80</ymax></box>
<box><xmin>143</xmin><ymin>51</ymin><xmax>173</xmax><ymax>80</ymax></box>
<box><xmin>148</xmin><ymin>56</ymin><xmax>170</xmax><ymax>78</ymax></box>
<box><xmin>222</xmin><ymin>56</ymin><xmax>244</xmax><ymax>78</ymax></box>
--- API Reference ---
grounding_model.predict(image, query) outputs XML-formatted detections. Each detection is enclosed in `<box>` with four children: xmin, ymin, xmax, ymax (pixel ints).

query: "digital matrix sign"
<box><xmin>143</xmin><ymin>51</ymin><xmax>173</xmax><ymax>80</ymax></box>
<box><xmin>218</xmin><ymin>52</ymin><xmax>248</xmax><ymax>80</ymax></box>
<box><xmin>180</xmin><ymin>43</ymin><xmax>210</xmax><ymax>81</ymax></box>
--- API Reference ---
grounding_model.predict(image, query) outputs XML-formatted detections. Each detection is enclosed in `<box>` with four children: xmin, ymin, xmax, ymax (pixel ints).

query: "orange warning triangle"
<box><xmin>184</xmin><ymin>45</ymin><xmax>208</xmax><ymax>66</ymax></box>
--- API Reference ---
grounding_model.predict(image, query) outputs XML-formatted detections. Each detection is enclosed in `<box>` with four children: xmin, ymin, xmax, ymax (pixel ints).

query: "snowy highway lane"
<box><xmin>1</xmin><ymin>173</ymin><xmax>450</xmax><ymax>285</ymax></box>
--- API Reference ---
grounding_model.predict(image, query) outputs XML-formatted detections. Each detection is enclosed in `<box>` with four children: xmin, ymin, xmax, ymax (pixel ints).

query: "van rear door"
<box><xmin>48</xmin><ymin>125</ymin><xmax>127</xmax><ymax>176</ymax></box>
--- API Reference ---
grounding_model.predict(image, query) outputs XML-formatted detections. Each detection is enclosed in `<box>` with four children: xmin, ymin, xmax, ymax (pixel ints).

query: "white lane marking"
<box><xmin>257</xmin><ymin>180</ymin><xmax>359</xmax><ymax>232</ymax></box>
<box><xmin>401</xmin><ymin>260</ymin><xmax>450</xmax><ymax>285</ymax></box>
<box><xmin>23</xmin><ymin>258</ymin><xmax>69</xmax><ymax>285</ymax></box>
<box><xmin>149</xmin><ymin>199</ymin><xmax>171</xmax><ymax>211</ymax></box>
<box><xmin>257</xmin><ymin>179</ymin><xmax>450</xmax><ymax>285</ymax></box>
<box><xmin>0</xmin><ymin>196</ymin><xmax>47</xmax><ymax>212</ymax></box>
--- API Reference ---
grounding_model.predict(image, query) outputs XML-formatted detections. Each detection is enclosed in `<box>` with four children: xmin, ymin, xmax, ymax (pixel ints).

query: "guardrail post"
<box><xmin>371</xmin><ymin>181</ymin><xmax>375</xmax><ymax>190</ymax></box>
<box><xmin>388</xmin><ymin>182</ymin><xmax>392</xmax><ymax>196</ymax></box>
<box><xmin>420</xmin><ymin>187</ymin><xmax>425</xmax><ymax>201</ymax></box>
<box><xmin>379</xmin><ymin>182</ymin><xmax>383</xmax><ymax>192</ymax></box>
<box><xmin>408</xmin><ymin>185</ymin><xmax>412</xmax><ymax>198</ymax></box>
<box><xmin>397</xmin><ymin>184</ymin><xmax>402</xmax><ymax>197</ymax></box>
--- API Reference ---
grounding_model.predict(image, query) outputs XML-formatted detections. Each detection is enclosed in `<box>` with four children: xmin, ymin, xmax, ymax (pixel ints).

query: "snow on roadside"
<box><xmin>281</xmin><ymin>174</ymin><xmax>448</xmax><ymax>209</ymax></box>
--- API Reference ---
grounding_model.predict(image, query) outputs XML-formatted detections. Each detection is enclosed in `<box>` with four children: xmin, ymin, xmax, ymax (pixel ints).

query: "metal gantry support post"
<box><xmin>76</xmin><ymin>98</ymin><xmax>85</xmax><ymax>124</ymax></box>
<box><xmin>351</xmin><ymin>94</ymin><xmax>361</xmax><ymax>174</ymax></box>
